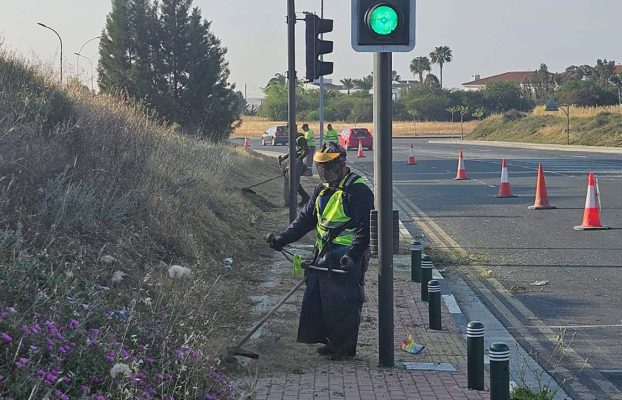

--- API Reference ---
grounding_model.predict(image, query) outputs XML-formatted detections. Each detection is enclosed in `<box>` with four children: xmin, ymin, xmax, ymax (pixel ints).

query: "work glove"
<box><xmin>266</xmin><ymin>233</ymin><xmax>286</xmax><ymax>251</ymax></box>
<box><xmin>340</xmin><ymin>254</ymin><xmax>355</xmax><ymax>271</ymax></box>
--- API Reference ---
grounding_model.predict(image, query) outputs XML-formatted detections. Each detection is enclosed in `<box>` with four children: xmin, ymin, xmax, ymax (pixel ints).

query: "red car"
<box><xmin>339</xmin><ymin>127</ymin><xmax>373</xmax><ymax>150</ymax></box>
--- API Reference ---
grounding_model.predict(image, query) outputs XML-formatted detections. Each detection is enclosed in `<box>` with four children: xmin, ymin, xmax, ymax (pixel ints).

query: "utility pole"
<box><xmin>37</xmin><ymin>23</ymin><xmax>63</xmax><ymax>84</ymax></box>
<box><xmin>319</xmin><ymin>0</ymin><xmax>325</xmax><ymax>146</ymax></box>
<box><xmin>287</xmin><ymin>0</ymin><xmax>297</xmax><ymax>222</ymax></box>
<box><xmin>374</xmin><ymin>52</ymin><xmax>394</xmax><ymax>367</ymax></box>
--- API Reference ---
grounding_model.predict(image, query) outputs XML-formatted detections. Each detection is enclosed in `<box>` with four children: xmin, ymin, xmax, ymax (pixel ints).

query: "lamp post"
<box><xmin>76</xmin><ymin>36</ymin><xmax>101</xmax><ymax>76</ymax></box>
<box><xmin>74</xmin><ymin>53</ymin><xmax>94</xmax><ymax>91</ymax></box>
<box><xmin>37</xmin><ymin>22</ymin><xmax>63</xmax><ymax>84</ymax></box>
<box><xmin>544</xmin><ymin>99</ymin><xmax>570</xmax><ymax>145</ymax></box>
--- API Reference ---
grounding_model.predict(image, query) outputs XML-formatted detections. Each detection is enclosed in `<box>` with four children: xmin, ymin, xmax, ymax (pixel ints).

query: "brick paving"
<box><xmin>253</xmin><ymin>261</ymin><xmax>489</xmax><ymax>400</ymax></box>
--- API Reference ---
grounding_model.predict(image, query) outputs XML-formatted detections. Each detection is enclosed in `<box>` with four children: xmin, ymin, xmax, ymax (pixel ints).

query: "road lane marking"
<box><xmin>392</xmin><ymin>189</ymin><xmax>622</xmax><ymax>397</ymax></box>
<box><xmin>442</xmin><ymin>294</ymin><xmax>462</xmax><ymax>314</ymax></box>
<box><xmin>471</xmin><ymin>178</ymin><xmax>496</xmax><ymax>188</ymax></box>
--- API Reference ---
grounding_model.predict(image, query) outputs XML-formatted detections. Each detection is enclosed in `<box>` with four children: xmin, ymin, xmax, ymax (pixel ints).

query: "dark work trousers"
<box><xmin>283</xmin><ymin>159</ymin><xmax>310</xmax><ymax>207</ymax></box>
<box><xmin>297</xmin><ymin>254</ymin><xmax>364</xmax><ymax>357</ymax></box>
<box><xmin>305</xmin><ymin>145</ymin><xmax>316</xmax><ymax>175</ymax></box>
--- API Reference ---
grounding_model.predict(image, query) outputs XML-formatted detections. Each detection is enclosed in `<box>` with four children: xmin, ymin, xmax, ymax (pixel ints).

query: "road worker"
<box><xmin>268</xmin><ymin>143</ymin><xmax>374</xmax><ymax>360</ymax></box>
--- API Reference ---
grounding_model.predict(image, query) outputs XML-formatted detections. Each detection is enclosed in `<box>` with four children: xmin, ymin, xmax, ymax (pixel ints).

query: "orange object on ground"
<box><xmin>454</xmin><ymin>150</ymin><xmax>469</xmax><ymax>180</ymax></box>
<box><xmin>357</xmin><ymin>139</ymin><xmax>366</xmax><ymax>158</ymax></box>
<box><xmin>407</xmin><ymin>143</ymin><xmax>416</xmax><ymax>165</ymax></box>
<box><xmin>529</xmin><ymin>164</ymin><xmax>555</xmax><ymax>209</ymax></box>
<box><xmin>574</xmin><ymin>172</ymin><xmax>609</xmax><ymax>230</ymax></box>
<box><xmin>496</xmin><ymin>159</ymin><xmax>517</xmax><ymax>198</ymax></box>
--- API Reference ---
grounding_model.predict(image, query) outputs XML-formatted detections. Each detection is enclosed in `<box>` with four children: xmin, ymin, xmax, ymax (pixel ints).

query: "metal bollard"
<box><xmin>490</xmin><ymin>342</ymin><xmax>510</xmax><ymax>400</ymax></box>
<box><xmin>420</xmin><ymin>255</ymin><xmax>433</xmax><ymax>302</ymax></box>
<box><xmin>467</xmin><ymin>321</ymin><xmax>485</xmax><ymax>391</ymax></box>
<box><xmin>411</xmin><ymin>241</ymin><xmax>423</xmax><ymax>282</ymax></box>
<box><xmin>428</xmin><ymin>280</ymin><xmax>442</xmax><ymax>330</ymax></box>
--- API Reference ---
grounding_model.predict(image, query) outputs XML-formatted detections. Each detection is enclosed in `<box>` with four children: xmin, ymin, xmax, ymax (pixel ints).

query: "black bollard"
<box><xmin>428</xmin><ymin>280</ymin><xmax>442</xmax><ymax>330</ymax></box>
<box><xmin>490</xmin><ymin>342</ymin><xmax>510</xmax><ymax>400</ymax></box>
<box><xmin>467</xmin><ymin>321</ymin><xmax>485</xmax><ymax>391</ymax></box>
<box><xmin>411</xmin><ymin>241</ymin><xmax>423</xmax><ymax>282</ymax></box>
<box><xmin>420</xmin><ymin>255</ymin><xmax>433</xmax><ymax>302</ymax></box>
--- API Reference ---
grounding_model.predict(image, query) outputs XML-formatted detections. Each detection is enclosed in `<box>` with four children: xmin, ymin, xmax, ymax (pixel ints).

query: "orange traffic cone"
<box><xmin>574</xmin><ymin>172</ymin><xmax>609</xmax><ymax>230</ymax></box>
<box><xmin>243</xmin><ymin>135</ymin><xmax>250</xmax><ymax>148</ymax></box>
<box><xmin>454</xmin><ymin>151</ymin><xmax>469</xmax><ymax>180</ymax></box>
<box><xmin>407</xmin><ymin>143</ymin><xmax>417</xmax><ymax>165</ymax></box>
<box><xmin>496</xmin><ymin>159</ymin><xmax>517</xmax><ymax>198</ymax></box>
<box><xmin>529</xmin><ymin>164</ymin><xmax>555</xmax><ymax>209</ymax></box>
<box><xmin>357</xmin><ymin>139</ymin><xmax>366</xmax><ymax>158</ymax></box>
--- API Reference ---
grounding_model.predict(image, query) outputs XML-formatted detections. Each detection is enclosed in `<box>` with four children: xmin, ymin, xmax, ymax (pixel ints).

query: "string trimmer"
<box><xmin>241</xmin><ymin>173</ymin><xmax>284</xmax><ymax>194</ymax></box>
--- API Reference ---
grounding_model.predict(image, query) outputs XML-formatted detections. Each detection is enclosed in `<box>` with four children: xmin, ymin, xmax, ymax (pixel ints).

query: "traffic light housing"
<box><xmin>305</xmin><ymin>14</ymin><xmax>334</xmax><ymax>82</ymax></box>
<box><xmin>351</xmin><ymin>0</ymin><xmax>416</xmax><ymax>52</ymax></box>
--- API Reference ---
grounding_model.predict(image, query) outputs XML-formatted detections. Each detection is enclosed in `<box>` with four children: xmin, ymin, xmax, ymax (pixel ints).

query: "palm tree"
<box><xmin>340</xmin><ymin>78</ymin><xmax>355</xmax><ymax>95</ymax></box>
<box><xmin>429</xmin><ymin>46</ymin><xmax>453</xmax><ymax>88</ymax></box>
<box><xmin>267</xmin><ymin>73</ymin><xmax>286</xmax><ymax>87</ymax></box>
<box><xmin>392</xmin><ymin>70</ymin><xmax>401</xmax><ymax>81</ymax></box>
<box><xmin>410</xmin><ymin>56</ymin><xmax>431</xmax><ymax>83</ymax></box>
<box><xmin>354</xmin><ymin>74</ymin><xmax>373</xmax><ymax>93</ymax></box>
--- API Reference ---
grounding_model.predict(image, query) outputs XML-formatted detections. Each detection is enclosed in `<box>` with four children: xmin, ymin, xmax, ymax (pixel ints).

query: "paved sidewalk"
<box><xmin>253</xmin><ymin>261</ymin><xmax>489</xmax><ymax>400</ymax></box>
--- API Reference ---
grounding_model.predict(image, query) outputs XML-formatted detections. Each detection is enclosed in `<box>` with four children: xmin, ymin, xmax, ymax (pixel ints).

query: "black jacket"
<box><xmin>278</xmin><ymin>171</ymin><xmax>374</xmax><ymax>263</ymax></box>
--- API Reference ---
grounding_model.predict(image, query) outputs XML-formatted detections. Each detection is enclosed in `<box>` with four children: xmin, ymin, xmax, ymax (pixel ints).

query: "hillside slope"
<box><xmin>469</xmin><ymin>110</ymin><xmax>622</xmax><ymax>147</ymax></box>
<box><xmin>0</xmin><ymin>53</ymin><xmax>285</xmax><ymax>398</ymax></box>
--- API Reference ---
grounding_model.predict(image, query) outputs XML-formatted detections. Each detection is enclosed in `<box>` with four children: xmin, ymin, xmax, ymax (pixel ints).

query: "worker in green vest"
<box><xmin>324</xmin><ymin>124</ymin><xmax>339</xmax><ymax>146</ymax></box>
<box><xmin>302</xmin><ymin>123</ymin><xmax>316</xmax><ymax>176</ymax></box>
<box><xmin>267</xmin><ymin>143</ymin><xmax>374</xmax><ymax>360</ymax></box>
<box><xmin>278</xmin><ymin>126</ymin><xmax>311</xmax><ymax>207</ymax></box>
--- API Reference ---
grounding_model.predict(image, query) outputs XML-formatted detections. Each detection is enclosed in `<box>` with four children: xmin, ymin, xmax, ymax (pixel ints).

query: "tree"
<box><xmin>410</xmin><ymin>56</ymin><xmax>431</xmax><ymax>83</ymax></box>
<box><xmin>429</xmin><ymin>46</ymin><xmax>453</xmax><ymax>88</ymax></box>
<box><xmin>267</xmin><ymin>73</ymin><xmax>286</xmax><ymax>87</ymax></box>
<box><xmin>354</xmin><ymin>74</ymin><xmax>373</xmax><ymax>93</ymax></box>
<box><xmin>524</xmin><ymin>63</ymin><xmax>556</xmax><ymax>103</ymax></box>
<box><xmin>424</xmin><ymin>73</ymin><xmax>440</xmax><ymax>89</ymax></box>
<box><xmin>472</xmin><ymin>107</ymin><xmax>487</xmax><ymax>120</ymax></box>
<box><xmin>446</xmin><ymin>106</ymin><xmax>459</xmax><ymax>123</ymax></box>
<box><xmin>98</xmin><ymin>0</ymin><xmax>242</xmax><ymax>140</ymax></box>
<box><xmin>392</xmin><ymin>70</ymin><xmax>401</xmax><ymax>81</ymax></box>
<box><xmin>482</xmin><ymin>81</ymin><xmax>533</xmax><ymax>112</ymax></box>
<box><xmin>340</xmin><ymin>78</ymin><xmax>354</xmax><ymax>95</ymax></box>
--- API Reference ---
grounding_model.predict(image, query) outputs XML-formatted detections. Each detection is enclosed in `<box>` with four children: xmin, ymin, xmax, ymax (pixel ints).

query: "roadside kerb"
<box><xmin>429</xmin><ymin>139</ymin><xmax>622</xmax><ymax>155</ymax></box>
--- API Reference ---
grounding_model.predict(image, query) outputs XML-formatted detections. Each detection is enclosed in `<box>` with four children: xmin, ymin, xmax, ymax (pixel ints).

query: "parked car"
<box><xmin>261</xmin><ymin>125</ymin><xmax>288</xmax><ymax>146</ymax></box>
<box><xmin>339</xmin><ymin>127</ymin><xmax>373</xmax><ymax>150</ymax></box>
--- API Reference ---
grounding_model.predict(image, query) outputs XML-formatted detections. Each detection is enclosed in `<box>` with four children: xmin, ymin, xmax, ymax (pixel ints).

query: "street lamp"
<box><xmin>37</xmin><ymin>22</ymin><xmax>63</xmax><ymax>84</ymax></box>
<box><xmin>545</xmin><ymin>99</ymin><xmax>570</xmax><ymax>145</ymax></box>
<box><xmin>74</xmin><ymin>53</ymin><xmax>94</xmax><ymax>91</ymax></box>
<box><xmin>76</xmin><ymin>36</ymin><xmax>101</xmax><ymax>76</ymax></box>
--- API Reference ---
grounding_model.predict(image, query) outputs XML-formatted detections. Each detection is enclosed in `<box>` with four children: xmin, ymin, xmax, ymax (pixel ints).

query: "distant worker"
<box><xmin>267</xmin><ymin>143</ymin><xmax>374</xmax><ymax>360</ymax></box>
<box><xmin>278</xmin><ymin>126</ymin><xmax>311</xmax><ymax>207</ymax></box>
<box><xmin>324</xmin><ymin>124</ymin><xmax>339</xmax><ymax>146</ymax></box>
<box><xmin>302</xmin><ymin>123</ymin><xmax>316</xmax><ymax>176</ymax></box>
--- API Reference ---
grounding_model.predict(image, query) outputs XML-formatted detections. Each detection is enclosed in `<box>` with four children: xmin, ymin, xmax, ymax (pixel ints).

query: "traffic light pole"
<box><xmin>318</xmin><ymin>0</ymin><xmax>325</xmax><ymax>146</ymax></box>
<box><xmin>374</xmin><ymin>52</ymin><xmax>394</xmax><ymax>367</ymax></box>
<box><xmin>287</xmin><ymin>0</ymin><xmax>297</xmax><ymax>222</ymax></box>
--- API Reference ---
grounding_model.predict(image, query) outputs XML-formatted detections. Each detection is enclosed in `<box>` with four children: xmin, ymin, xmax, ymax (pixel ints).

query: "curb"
<box><xmin>430</xmin><ymin>139</ymin><xmax>622</xmax><ymax>155</ymax></box>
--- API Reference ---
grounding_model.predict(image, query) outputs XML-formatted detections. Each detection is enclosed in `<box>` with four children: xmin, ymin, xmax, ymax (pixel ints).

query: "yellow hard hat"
<box><xmin>313</xmin><ymin>143</ymin><xmax>347</xmax><ymax>164</ymax></box>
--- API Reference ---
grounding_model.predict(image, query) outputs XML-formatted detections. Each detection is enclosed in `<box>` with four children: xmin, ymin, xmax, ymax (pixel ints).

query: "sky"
<box><xmin>1</xmin><ymin>0</ymin><xmax>621</xmax><ymax>98</ymax></box>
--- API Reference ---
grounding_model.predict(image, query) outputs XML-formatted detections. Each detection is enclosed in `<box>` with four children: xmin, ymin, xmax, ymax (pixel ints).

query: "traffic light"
<box><xmin>305</xmin><ymin>14</ymin><xmax>333</xmax><ymax>82</ymax></box>
<box><xmin>351</xmin><ymin>0</ymin><xmax>416</xmax><ymax>52</ymax></box>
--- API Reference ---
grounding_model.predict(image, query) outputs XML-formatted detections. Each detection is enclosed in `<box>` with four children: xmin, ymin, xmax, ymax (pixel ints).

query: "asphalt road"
<box><xmin>248</xmin><ymin>137</ymin><xmax>622</xmax><ymax>397</ymax></box>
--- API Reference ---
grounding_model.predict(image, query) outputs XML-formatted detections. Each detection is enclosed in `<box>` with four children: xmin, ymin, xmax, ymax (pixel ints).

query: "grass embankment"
<box><xmin>235</xmin><ymin>116</ymin><xmax>480</xmax><ymax>138</ymax></box>
<box><xmin>0</xmin><ymin>53</ymin><xmax>285</xmax><ymax>398</ymax></box>
<box><xmin>469</xmin><ymin>106</ymin><xmax>622</xmax><ymax>147</ymax></box>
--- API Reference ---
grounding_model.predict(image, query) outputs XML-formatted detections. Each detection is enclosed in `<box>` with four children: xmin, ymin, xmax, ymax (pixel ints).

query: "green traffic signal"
<box><xmin>368</xmin><ymin>5</ymin><xmax>398</xmax><ymax>35</ymax></box>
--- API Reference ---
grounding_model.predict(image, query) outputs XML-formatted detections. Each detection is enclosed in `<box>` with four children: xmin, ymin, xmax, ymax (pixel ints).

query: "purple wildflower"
<box><xmin>205</xmin><ymin>394</ymin><xmax>216</xmax><ymax>400</ymax></box>
<box><xmin>20</xmin><ymin>325</ymin><xmax>30</xmax><ymax>334</ymax></box>
<box><xmin>0</xmin><ymin>312</ymin><xmax>8</xmax><ymax>320</ymax></box>
<box><xmin>68</xmin><ymin>319</ymin><xmax>80</xmax><ymax>330</ymax></box>
<box><xmin>62</xmin><ymin>375</ymin><xmax>72</xmax><ymax>383</ymax></box>
<box><xmin>81</xmin><ymin>385</ymin><xmax>90</xmax><ymax>394</ymax></box>
<box><xmin>0</xmin><ymin>332</ymin><xmax>12</xmax><ymax>343</ymax></box>
<box><xmin>31</xmin><ymin>323</ymin><xmax>42</xmax><ymax>334</ymax></box>
<box><xmin>7</xmin><ymin>307</ymin><xmax>15</xmax><ymax>313</ymax></box>
<box><xmin>15</xmin><ymin>358</ymin><xmax>30</xmax><ymax>368</ymax></box>
<box><xmin>94</xmin><ymin>394</ymin><xmax>106</xmax><ymax>400</ymax></box>
<box><xmin>105</xmin><ymin>352</ymin><xmax>115</xmax><ymax>362</ymax></box>
<box><xmin>89</xmin><ymin>328</ymin><xmax>101</xmax><ymax>335</ymax></box>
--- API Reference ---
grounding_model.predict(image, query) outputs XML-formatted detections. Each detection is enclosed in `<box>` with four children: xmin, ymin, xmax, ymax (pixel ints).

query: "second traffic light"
<box><xmin>305</xmin><ymin>14</ymin><xmax>333</xmax><ymax>82</ymax></box>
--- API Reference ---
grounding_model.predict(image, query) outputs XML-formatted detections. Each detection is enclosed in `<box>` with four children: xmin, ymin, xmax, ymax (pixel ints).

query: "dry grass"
<box><xmin>532</xmin><ymin>104</ymin><xmax>622</xmax><ymax>117</ymax></box>
<box><xmin>0</xmin><ymin>51</ymin><xmax>292</xmax><ymax>396</ymax></box>
<box><xmin>235</xmin><ymin>115</ymin><xmax>481</xmax><ymax>138</ymax></box>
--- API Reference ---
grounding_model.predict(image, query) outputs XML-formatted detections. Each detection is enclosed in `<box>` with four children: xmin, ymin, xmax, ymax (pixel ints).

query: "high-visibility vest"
<box><xmin>305</xmin><ymin>129</ymin><xmax>316</xmax><ymax>147</ymax></box>
<box><xmin>315</xmin><ymin>173</ymin><xmax>366</xmax><ymax>251</ymax></box>
<box><xmin>324</xmin><ymin>129</ymin><xmax>339</xmax><ymax>145</ymax></box>
<box><xmin>295</xmin><ymin>134</ymin><xmax>307</xmax><ymax>157</ymax></box>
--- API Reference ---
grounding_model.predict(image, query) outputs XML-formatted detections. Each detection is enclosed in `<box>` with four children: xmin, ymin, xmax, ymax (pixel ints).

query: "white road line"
<box><xmin>508</xmin><ymin>324</ymin><xmax>622</xmax><ymax>330</ymax></box>
<box><xmin>471</xmin><ymin>178</ymin><xmax>496</xmax><ymax>188</ymax></box>
<box><xmin>442</xmin><ymin>294</ymin><xmax>462</xmax><ymax>314</ymax></box>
